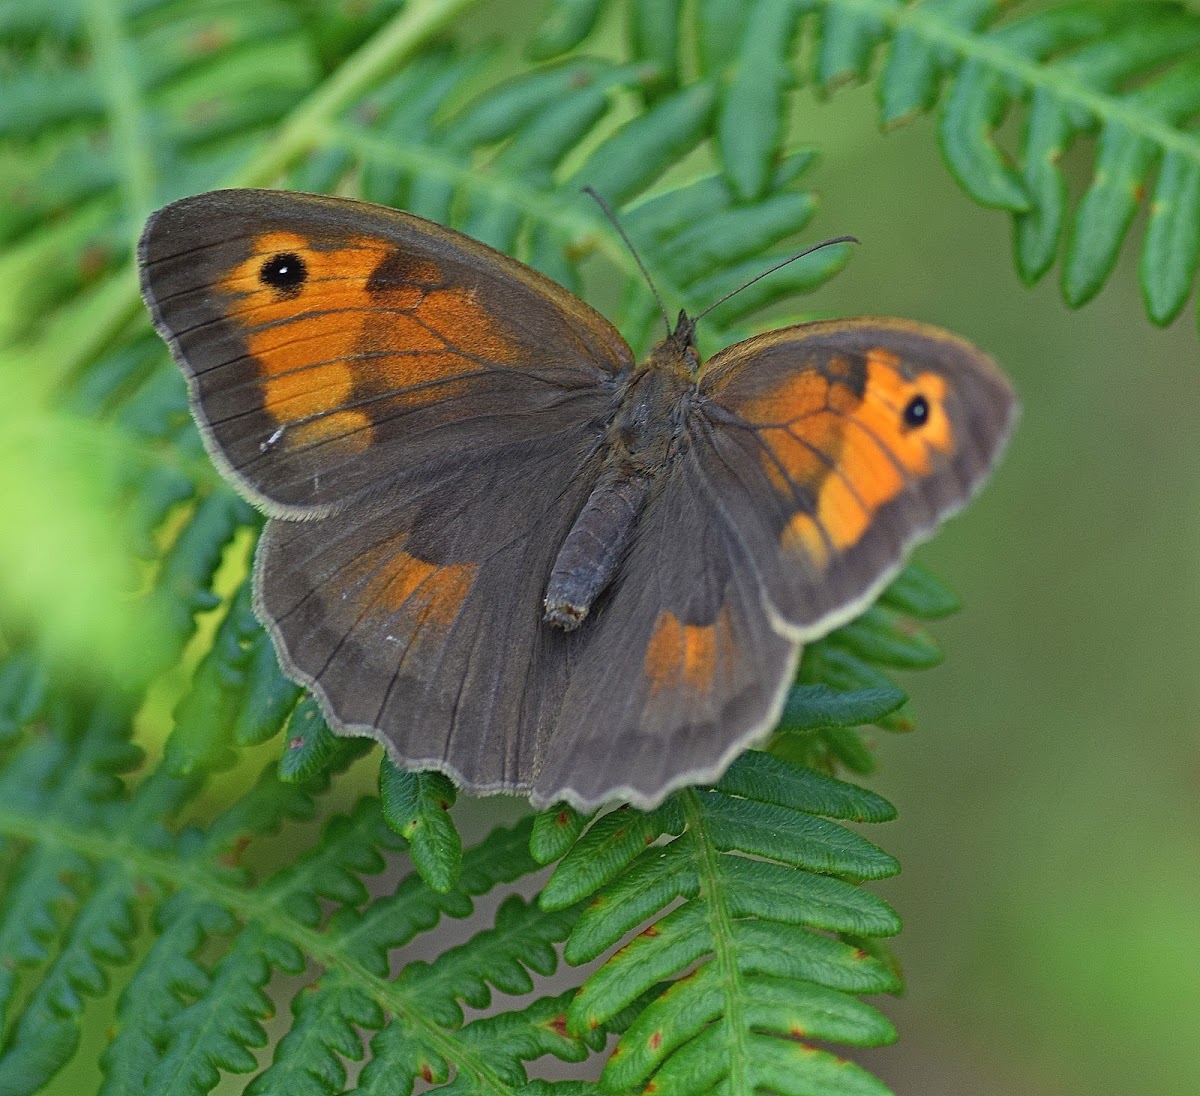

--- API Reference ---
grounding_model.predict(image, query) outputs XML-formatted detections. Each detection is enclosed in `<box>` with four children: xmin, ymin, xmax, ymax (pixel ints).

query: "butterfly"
<box><xmin>138</xmin><ymin>188</ymin><xmax>1016</xmax><ymax>811</ymax></box>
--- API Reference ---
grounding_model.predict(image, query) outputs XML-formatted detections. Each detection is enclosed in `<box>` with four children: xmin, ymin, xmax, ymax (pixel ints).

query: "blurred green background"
<box><xmin>3</xmin><ymin>1</ymin><xmax>1199</xmax><ymax>1093</ymax></box>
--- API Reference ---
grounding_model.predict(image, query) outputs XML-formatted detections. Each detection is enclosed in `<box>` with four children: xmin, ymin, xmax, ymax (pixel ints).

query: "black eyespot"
<box><xmin>260</xmin><ymin>252</ymin><xmax>307</xmax><ymax>294</ymax></box>
<box><xmin>903</xmin><ymin>394</ymin><xmax>930</xmax><ymax>428</ymax></box>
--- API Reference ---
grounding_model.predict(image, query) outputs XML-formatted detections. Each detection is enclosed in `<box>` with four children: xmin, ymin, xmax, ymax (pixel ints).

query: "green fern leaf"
<box><xmin>552</xmin><ymin>770</ymin><xmax>901</xmax><ymax>1096</ymax></box>
<box><xmin>242</xmin><ymin>976</ymin><xmax>381</xmax><ymax>1096</ymax></box>
<box><xmin>0</xmin><ymin>865</ymin><xmax>137</xmax><ymax>1091</ymax></box>
<box><xmin>777</xmin><ymin>683</ymin><xmax>906</xmax><ymax>732</ymax></box>
<box><xmin>828</xmin><ymin>605</ymin><xmax>944</xmax><ymax>670</ymax></box>
<box><xmin>878</xmin><ymin>561</ymin><xmax>960</xmax><ymax>617</ymax></box>
<box><xmin>541</xmin><ymin>802</ymin><xmax>686</xmax><ymax>912</ymax></box>
<box><xmin>0</xmin><ymin>652</ymin><xmax>48</xmax><ymax>743</ymax></box>
<box><xmin>277</xmin><ymin>698</ymin><xmax>371</xmax><ymax>782</ymax></box>
<box><xmin>99</xmin><ymin>895</ymin><xmax>235</xmax><ymax>1096</ymax></box>
<box><xmin>529</xmin><ymin>0</ymin><xmax>606</xmax><ymax>61</ymax></box>
<box><xmin>380</xmin><ymin>762</ymin><xmax>463</xmax><ymax>893</ymax></box>
<box><xmin>717</xmin><ymin>0</ymin><xmax>803</xmax><ymax>201</ymax></box>
<box><xmin>530</xmin><ymin>803</ymin><xmax>591</xmax><ymax>865</ymax></box>
<box><xmin>629</xmin><ymin>0</ymin><xmax>683</xmax><ymax>96</ymax></box>
<box><xmin>398</xmin><ymin>893</ymin><xmax>577</xmax><ymax>1023</ymax></box>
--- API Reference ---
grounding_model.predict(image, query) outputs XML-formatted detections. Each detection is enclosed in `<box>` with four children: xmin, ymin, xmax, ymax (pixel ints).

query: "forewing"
<box><xmin>696</xmin><ymin>318</ymin><xmax>1017</xmax><ymax>637</ymax></box>
<box><xmin>138</xmin><ymin>188</ymin><xmax>631</xmax><ymax>516</ymax></box>
<box><xmin>533</xmin><ymin>446</ymin><xmax>799</xmax><ymax>810</ymax></box>
<box><xmin>256</xmin><ymin>428</ymin><xmax>601</xmax><ymax>795</ymax></box>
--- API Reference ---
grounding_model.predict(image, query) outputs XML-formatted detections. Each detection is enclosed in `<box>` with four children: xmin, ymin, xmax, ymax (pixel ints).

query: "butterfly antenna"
<box><xmin>693</xmin><ymin>236</ymin><xmax>860</xmax><ymax>324</ymax></box>
<box><xmin>584</xmin><ymin>185</ymin><xmax>672</xmax><ymax>339</ymax></box>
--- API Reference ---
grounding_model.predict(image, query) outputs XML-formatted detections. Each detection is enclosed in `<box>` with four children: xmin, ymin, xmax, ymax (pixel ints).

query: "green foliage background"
<box><xmin>1</xmin><ymin>0</ymin><xmax>1199</xmax><ymax>1094</ymax></box>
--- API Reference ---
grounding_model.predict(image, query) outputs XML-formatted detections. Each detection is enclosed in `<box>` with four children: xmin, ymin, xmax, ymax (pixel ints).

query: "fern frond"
<box><xmin>0</xmin><ymin>584</ymin><xmax>931</xmax><ymax>1093</ymax></box>
<box><xmin>97</xmin><ymin>893</ymin><xmax>234</xmax><ymax>1096</ymax></box>
<box><xmin>533</xmin><ymin>0</ymin><xmax>1200</xmax><ymax>331</ymax></box>
<box><xmin>539</xmin><ymin>751</ymin><xmax>901</xmax><ymax>1096</ymax></box>
<box><xmin>0</xmin><ymin>686</ymin><xmax>577</xmax><ymax>1095</ymax></box>
<box><xmin>817</xmin><ymin>0</ymin><xmax>1200</xmax><ymax>326</ymax></box>
<box><xmin>396</xmin><ymin>894</ymin><xmax>578</xmax><ymax>1023</ymax></box>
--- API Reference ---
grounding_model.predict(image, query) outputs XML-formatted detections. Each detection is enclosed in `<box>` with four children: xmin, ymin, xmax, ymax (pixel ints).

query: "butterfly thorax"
<box><xmin>542</xmin><ymin>318</ymin><xmax>699</xmax><ymax>632</ymax></box>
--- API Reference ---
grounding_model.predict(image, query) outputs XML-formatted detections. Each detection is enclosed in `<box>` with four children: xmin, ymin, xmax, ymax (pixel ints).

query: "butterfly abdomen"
<box><xmin>543</xmin><ymin>351</ymin><xmax>695</xmax><ymax>631</ymax></box>
<box><xmin>543</xmin><ymin>465</ymin><xmax>650</xmax><ymax>630</ymax></box>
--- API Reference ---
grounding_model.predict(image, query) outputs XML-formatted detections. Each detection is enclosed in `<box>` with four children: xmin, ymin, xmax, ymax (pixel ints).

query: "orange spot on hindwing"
<box><xmin>644</xmin><ymin>609</ymin><xmax>732</xmax><ymax>696</ymax></box>
<box><xmin>362</xmin><ymin>549</ymin><xmax>475</xmax><ymax>631</ymax></box>
<box><xmin>781</xmin><ymin>512</ymin><xmax>830</xmax><ymax>568</ymax></box>
<box><xmin>343</xmin><ymin>532</ymin><xmax>477</xmax><ymax>662</ymax></box>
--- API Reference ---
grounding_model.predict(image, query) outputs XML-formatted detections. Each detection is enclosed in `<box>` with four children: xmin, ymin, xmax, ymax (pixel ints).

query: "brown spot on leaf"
<box><xmin>78</xmin><ymin>244</ymin><xmax>109</xmax><ymax>279</ymax></box>
<box><xmin>189</xmin><ymin>24</ymin><xmax>230</xmax><ymax>55</ymax></box>
<box><xmin>219</xmin><ymin>835</ymin><xmax>252</xmax><ymax>868</ymax></box>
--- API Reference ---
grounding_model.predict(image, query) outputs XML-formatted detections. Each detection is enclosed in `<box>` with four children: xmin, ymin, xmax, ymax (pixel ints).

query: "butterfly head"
<box><xmin>644</xmin><ymin>309</ymin><xmax>700</xmax><ymax>379</ymax></box>
<box><xmin>670</xmin><ymin>308</ymin><xmax>697</xmax><ymax>348</ymax></box>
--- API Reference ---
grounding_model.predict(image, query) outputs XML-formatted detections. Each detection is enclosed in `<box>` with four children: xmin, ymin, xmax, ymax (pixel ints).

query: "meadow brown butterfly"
<box><xmin>138</xmin><ymin>189</ymin><xmax>1015</xmax><ymax>810</ymax></box>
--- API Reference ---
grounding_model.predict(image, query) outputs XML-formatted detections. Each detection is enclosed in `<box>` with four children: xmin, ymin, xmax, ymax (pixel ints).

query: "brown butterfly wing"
<box><xmin>534</xmin><ymin>445</ymin><xmax>798</xmax><ymax>809</ymax></box>
<box><xmin>695</xmin><ymin>318</ymin><xmax>1017</xmax><ymax>638</ymax></box>
<box><xmin>140</xmin><ymin>187</ymin><xmax>637</xmax><ymax>797</ymax></box>
<box><xmin>256</xmin><ymin>427</ymin><xmax>601</xmax><ymax>796</ymax></box>
<box><xmin>138</xmin><ymin>188</ymin><xmax>631</xmax><ymax>517</ymax></box>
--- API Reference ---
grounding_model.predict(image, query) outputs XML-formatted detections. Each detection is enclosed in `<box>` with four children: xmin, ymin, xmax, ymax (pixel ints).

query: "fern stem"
<box><xmin>681</xmin><ymin>789</ymin><xmax>752</xmax><ymax>1095</ymax></box>
<box><xmin>232</xmin><ymin>0</ymin><xmax>483</xmax><ymax>187</ymax></box>
<box><xmin>81</xmin><ymin>0</ymin><xmax>156</xmax><ymax>237</ymax></box>
<box><xmin>825</xmin><ymin>0</ymin><xmax>1200</xmax><ymax>165</ymax></box>
<box><xmin>50</xmin><ymin>0</ymin><xmax>488</xmax><ymax>391</ymax></box>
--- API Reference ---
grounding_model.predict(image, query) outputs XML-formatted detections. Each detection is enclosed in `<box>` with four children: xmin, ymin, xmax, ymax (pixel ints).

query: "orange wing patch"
<box><xmin>348</xmin><ymin>532</ymin><xmax>477</xmax><ymax>657</ymax></box>
<box><xmin>781</xmin><ymin>512</ymin><xmax>830</xmax><ymax>568</ymax></box>
<box><xmin>217</xmin><ymin>231</ymin><xmax>520</xmax><ymax>456</ymax></box>
<box><xmin>735</xmin><ymin>359</ymin><xmax>859</xmax><ymax>493</ymax></box>
<box><xmin>410</xmin><ymin>286</ymin><xmax>519</xmax><ymax>362</ymax></box>
<box><xmin>644</xmin><ymin>608</ymin><xmax>733</xmax><ymax>697</ymax></box>
<box><xmin>860</xmin><ymin>349</ymin><xmax>953</xmax><ymax>465</ymax></box>
<box><xmin>355</xmin><ymin>542</ymin><xmax>472</xmax><ymax>629</ymax></box>
<box><xmin>739</xmin><ymin>350</ymin><xmax>955</xmax><ymax>567</ymax></box>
